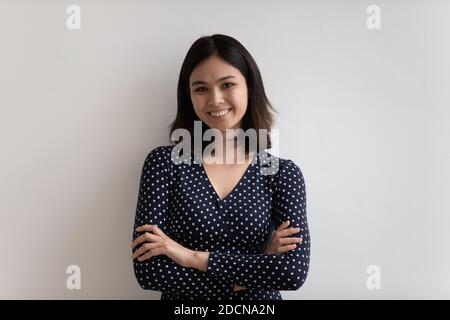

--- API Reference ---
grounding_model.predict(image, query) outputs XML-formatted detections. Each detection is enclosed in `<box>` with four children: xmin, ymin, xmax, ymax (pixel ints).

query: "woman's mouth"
<box><xmin>208</xmin><ymin>108</ymin><xmax>232</xmax><ymax>118</ymax></box>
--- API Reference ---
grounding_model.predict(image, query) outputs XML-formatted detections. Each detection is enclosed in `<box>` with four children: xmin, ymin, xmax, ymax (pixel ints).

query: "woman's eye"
<box><xmin>194</xmin><ymin>87</ymin><xmax>207</xmax><ymax>92</ymax></box>
<box><xmin>223</xmin><ymin>83</ymin><xmax>235</xmax><ymax>89</ymax></box>
<box><xmin>194</xmin><ymin>83</ymin><xmax>235</xmax><ymax>93</ymax></box>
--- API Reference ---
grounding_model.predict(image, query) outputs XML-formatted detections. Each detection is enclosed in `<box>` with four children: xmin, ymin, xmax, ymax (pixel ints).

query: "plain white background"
<box><xmin>0</xmin><ymin>0</ymin><xmax>449</xmax><ymax>299</ymax></box>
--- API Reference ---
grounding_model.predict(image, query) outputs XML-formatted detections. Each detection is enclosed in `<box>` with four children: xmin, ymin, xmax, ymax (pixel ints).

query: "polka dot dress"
<box><xmin>132</xmin><ymin>145</ymin><xmax>310</xmax><ymax>300</ymax></box>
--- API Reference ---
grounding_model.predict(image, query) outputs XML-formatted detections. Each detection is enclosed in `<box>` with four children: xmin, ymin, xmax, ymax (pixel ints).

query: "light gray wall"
<box><xmin>0</xmin><ymin>0</ymin><xmax>449</xmax><ymax>299</ymax></box>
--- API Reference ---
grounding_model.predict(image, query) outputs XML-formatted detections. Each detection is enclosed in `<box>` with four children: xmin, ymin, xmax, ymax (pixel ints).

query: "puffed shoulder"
<box><xmin>260</xmin><ymin>151</ymin><xmax>305</xmax><ymax>192</ymax></box>
<box><xmin>145</xmin><ymin>145</ymin><xmax>173</xmax><ymax>160</ymax></box>
<box><xmin>142</xmin><ymin>145</ymin><xmax>176</xmax><ymax>171</ymax></box>
<box><xmin>261</xmin><ymin>151</ymin><xmax>304</xmax><ymax>177</ymax></box>
<box><xmin>276</xmin><ymin>159</ymin><xmax>305</xmax><ymax>193</ymax></box>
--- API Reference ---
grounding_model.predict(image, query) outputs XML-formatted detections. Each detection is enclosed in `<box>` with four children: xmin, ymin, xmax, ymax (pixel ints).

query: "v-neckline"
<box><xmin>198</xmin><ymin>152</ymin><xmax>259</xmax><ymax>202</ymax></box>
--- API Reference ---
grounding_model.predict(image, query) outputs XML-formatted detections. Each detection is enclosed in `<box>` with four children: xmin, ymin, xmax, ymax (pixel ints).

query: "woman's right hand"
<box><xmin>264</xmin><ymin>220</ymin><xmax>302</xmax><ymax>255</ymax></box>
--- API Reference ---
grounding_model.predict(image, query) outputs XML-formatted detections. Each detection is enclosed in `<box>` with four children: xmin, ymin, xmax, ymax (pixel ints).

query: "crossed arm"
<box><xmin>132</xmin><ymin>220</ymin><xmax>302</xmax><ymax>292</ymax></box>
<box><xmin>132</xmin><ymin>148</ymin><xmax>310</xmax><ymax>293</ymax></box>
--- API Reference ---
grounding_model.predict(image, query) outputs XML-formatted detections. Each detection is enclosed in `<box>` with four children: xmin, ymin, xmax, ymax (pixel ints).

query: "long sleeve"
<box><xmin>205</xmin><ymin>159</ymin><xmax>311</xmax><ymax>291</ymax></box>
<box><xmin>131</xmin><ymin>146</ymin><xmax>231</xmax><ymax>297</ymax></box>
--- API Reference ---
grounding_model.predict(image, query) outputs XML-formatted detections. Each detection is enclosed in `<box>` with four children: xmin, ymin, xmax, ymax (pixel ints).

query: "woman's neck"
<box><xmin>204</xmin><ymin>136</ymin><xmax>251</xmax><ymax>165</ymax></box>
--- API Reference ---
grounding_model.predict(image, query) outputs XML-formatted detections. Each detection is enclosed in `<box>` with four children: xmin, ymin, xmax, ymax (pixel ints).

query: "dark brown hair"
<box><xmin>169</xmin><ymin>34</ymin><xmax>278</xmax><ymax>154</ymax></box>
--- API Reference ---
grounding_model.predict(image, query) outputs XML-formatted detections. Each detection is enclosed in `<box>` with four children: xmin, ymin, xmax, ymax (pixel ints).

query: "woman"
<box><xmin>131</xmin><ymin>34</ymin><xmax>310</xmax><ymax>300</ymax></box>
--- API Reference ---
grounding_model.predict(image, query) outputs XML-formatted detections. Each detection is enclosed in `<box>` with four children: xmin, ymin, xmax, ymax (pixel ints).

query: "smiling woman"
<box><xmin>189</xmin><ymin>58</ymin><xmax>248</xmax><ymax>132</ymax></box>
<box><xmin>171</xmin><ymin>34</ymin><xmax>277</xmax><ymax>157</ymax></box>
<box><xmin>131</xmin><ymin>34</ymin><xmax>310</xmax><ymax>300</ymax></box>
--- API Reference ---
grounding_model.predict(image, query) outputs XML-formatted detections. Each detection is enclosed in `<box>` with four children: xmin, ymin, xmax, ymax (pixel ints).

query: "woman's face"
<box><xmin>189</xmin><ymin>55</ymin><xmax>248</xmax><ymax>133</ymax></box>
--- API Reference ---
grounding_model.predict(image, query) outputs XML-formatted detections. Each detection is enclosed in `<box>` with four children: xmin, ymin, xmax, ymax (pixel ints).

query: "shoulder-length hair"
<box><xmin>169</xmin><ymin>34</ymin><xmax>278</xmax><ymax>154</ymax></box>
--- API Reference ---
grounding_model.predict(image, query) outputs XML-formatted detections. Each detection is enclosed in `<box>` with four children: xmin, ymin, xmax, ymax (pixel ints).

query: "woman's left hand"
<box><xmin>131</xmin><ymin>224</ymin><xmax>194</xmax><ymax>269</ymax></box>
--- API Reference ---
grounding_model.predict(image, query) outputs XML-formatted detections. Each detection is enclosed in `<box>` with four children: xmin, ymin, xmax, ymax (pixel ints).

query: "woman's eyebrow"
<box><xmin>190</xmin><ymin>75</ymin><xmax>236</xmax><ymax>87</ymax></box>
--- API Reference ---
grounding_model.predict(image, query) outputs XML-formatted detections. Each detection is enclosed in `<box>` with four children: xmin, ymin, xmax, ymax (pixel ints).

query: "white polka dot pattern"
<box><xmin>132</xmin><ymin>145</ymin><xmax>310</xmax><ymax>300</ymax></box>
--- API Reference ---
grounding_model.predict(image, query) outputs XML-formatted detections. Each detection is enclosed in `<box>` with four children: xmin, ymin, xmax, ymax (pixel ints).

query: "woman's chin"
<box><xmin>204</xmin><ymin>120</ymin><xmax>235</xmax><ymax>132</ymax></box>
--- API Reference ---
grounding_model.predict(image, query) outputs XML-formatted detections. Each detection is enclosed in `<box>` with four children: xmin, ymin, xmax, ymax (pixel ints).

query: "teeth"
<box><xmin>209</xmin><ymin>109</ymin><xmax>231</xmax><ymax>117</ymax></box>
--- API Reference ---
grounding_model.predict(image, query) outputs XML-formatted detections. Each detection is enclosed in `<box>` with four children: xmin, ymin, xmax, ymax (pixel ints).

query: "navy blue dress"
<box><xmin>132</xmin><ymin>145</ymin><xmax>310</xmax><ymax>300</ymax></box>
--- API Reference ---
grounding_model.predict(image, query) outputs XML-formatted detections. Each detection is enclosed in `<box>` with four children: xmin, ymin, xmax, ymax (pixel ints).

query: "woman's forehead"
<box><xmin>190</xmin><ymin>56</ymin><xmax>244</xmax><ymax>82</ymax></box>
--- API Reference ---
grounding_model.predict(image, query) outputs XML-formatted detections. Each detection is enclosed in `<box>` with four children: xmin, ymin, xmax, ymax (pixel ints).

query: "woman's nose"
<box><xmin>209</xmin><ymin>87</ymin><xmax>225</xmax><ymax>105</ymax></box>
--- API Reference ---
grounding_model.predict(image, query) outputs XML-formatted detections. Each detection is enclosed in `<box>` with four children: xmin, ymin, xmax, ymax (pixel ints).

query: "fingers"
<box><xmin>132</xmin><ymin>242</ymin><xmax>157</xmax><ymax>259</ymax></box>
<box><xmin>277</xmin><ymin>244</ymin><xmax>298</xmax><ymax>253</ymax></box>
<box><xmin>277</xmin><ymin>226</ymin><xmax>301</xmax><ymax>238</ymax></box>
<box><xmin>131</xmin><ymin>225</ymin><xmax>167</xmax><ymax>261</ymax></box>
<box><xmin>276</xmin><ymin>220</ymin><xmax>290</xmax><ymax>230</ymax></box>
<box><xmin>276</xmin><ymin>220</ymin><xmax>300</xmax><ymax>236</ymax></box>
<box><xmin>137</xmin><ymin>245</ymin><xmax>164</xmax><ymax>261</ymax></box>
<box><xmin>278</xmin><ymin>237</ymin><xmax>303</xmax><ymax>245</ymax></box>
<box><xmin>233</xmin><ymin>284</ymin><xmax>247</xmax><ymax>292</ymax></box>
<box><xmin>131</xmin><ymin>231</ymin><xmax>159</xmax><ymax>249</ymax></box>
<box><xmin>132</xmin><ymin>242</ymin><xmax>163</xmax><ymax>260</ymax></box>
<box><xmin>135</xmin><ymin>224</ymin><xmax>165</xmax><ymax>238</ymax></box>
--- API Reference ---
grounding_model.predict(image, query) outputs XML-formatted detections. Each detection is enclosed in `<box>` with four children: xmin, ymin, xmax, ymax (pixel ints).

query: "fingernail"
<box><xmin>287</xmin><ymin>220</ymin><xmax>290</xmax><ymax>225</ymax></box>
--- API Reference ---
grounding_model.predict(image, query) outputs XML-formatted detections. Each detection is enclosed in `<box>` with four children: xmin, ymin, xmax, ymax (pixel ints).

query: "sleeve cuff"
<box><xmin>207</xmin><ymin>251</ymin><xmax>233</xmax><ymax>277</ymax></box>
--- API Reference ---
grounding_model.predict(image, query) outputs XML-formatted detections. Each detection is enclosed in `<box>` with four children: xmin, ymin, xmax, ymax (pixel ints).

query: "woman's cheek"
<box><xmin>192</xmin><ymin>97</ymin><xmax>206</xmax><ymax>116</ymax></box>
<box><xmin>232</xmin><ymin>91</ymin><xmax>248</xmax><ymax>114</ymax></box>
